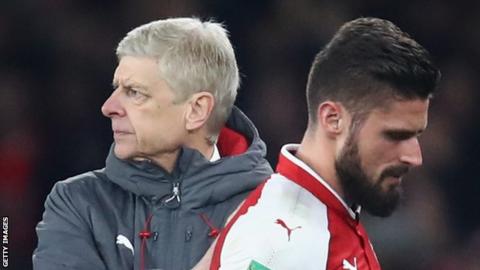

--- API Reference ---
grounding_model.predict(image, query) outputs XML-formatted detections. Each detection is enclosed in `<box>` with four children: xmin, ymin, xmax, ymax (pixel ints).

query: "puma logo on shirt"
<box><xmin>274</xmin><ymin>219</ymin><xmax>302</xmax><ymax>241</ymax></box>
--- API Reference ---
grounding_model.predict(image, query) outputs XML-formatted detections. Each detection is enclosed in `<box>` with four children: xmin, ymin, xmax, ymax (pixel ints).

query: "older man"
<box><xmin>33</xmin><ymin>18</ymin><xmax>272</xmax><ymax>270</ymax></box>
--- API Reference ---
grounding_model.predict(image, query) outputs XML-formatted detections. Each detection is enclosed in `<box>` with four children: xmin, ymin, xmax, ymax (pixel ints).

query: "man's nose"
<box><xmin>399</xmin><ymin>137</ymin><xmax>423</xmax><ymax>167</ymax></box>
<box><xmin>101</xmin><ymin>90</ymin><xmax>125</xmax><ymax>118</ymax></box>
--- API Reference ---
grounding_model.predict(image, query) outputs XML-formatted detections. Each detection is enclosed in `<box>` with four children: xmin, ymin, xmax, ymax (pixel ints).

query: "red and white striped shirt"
<box><xmin>211</xmin><ymin>144</ymin><xmax>381</xmax><ymax>270</ymax></box>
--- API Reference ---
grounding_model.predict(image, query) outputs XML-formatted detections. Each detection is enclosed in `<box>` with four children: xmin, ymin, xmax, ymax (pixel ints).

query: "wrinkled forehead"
<box><xmin>113</xmin><ymin>56</ymin><xmax>161</xmax><ymax>85</ymax></box>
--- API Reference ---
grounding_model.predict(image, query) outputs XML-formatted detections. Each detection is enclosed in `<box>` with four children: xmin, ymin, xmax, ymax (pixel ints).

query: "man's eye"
<box><xmin>385</xmin><ymin>131</ymin><xmax>414</xmax><ymax>141</ymax></box>
<box><xmin>126</xmin><ymin>88</ymin><xmax>146</xmax><ymax>99</ymax></box>
<box><xmin>126</xmin><ymin>89</ymin><xmax>138</xmax><ymax>96</ymax></box>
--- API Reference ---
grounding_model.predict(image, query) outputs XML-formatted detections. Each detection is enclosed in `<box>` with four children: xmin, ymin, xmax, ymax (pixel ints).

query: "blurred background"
<box><xmin>1</xmin><ymin>0</ymin><xmax>479</xmax><ymax>269</ymax></box>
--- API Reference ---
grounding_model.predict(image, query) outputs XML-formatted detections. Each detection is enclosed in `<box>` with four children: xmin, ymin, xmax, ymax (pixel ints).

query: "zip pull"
<box><xmin>164</xmin><ymin>182</ymin><xmax>181</xmax><ymax>204</ymax></box>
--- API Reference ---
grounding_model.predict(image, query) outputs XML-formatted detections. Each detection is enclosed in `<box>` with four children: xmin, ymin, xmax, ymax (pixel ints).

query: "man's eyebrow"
<box><xmin>112</xmin><ymin>80</ymin><xmax>148</xmax><ymax>90</ymax></box>
<box><xmin>388</xmin><ymin>128</ymin><xmax>421</xmax><ymax>133</ymax></box>
<box><xmin>128</xmin><ymin>82</ymin><xmax>148</xmax><ymax>90</ymax></box>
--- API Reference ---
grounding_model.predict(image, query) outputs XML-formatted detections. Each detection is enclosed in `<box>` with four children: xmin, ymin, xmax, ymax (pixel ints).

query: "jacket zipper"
<box><xmin>165</xmin><ymin>181</ymin><xmax>182</xmax><ymax>270</ymax></box>
<box><xmin>164</xmin><ymin>182</ymin><xmax>181</xmax><ymax>204</ymax></box>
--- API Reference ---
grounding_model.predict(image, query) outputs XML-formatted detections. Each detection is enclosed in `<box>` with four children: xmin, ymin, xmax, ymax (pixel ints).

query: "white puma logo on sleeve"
<box><xmin>343</xmin><ymin>257</ymin><xmax>357</xmax><ymax>270</ymax></box>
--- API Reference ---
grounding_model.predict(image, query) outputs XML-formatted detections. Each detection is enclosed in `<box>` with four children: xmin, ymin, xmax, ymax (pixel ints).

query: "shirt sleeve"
<box><xmin>33</xmin><ymin>181</ymin><xmax>107</xmax><ymax>270</ymax></box>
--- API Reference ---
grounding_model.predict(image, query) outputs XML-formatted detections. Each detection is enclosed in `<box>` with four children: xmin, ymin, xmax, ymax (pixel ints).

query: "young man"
<box><xmin>33</xmin><ymin>18</ymin><xmax>272</xmax><ymax>270</ymax></box>
<box><xmin>211</xmin><ymin>17</ymin><xmax>441</xmax><ymax>270</ymax></box>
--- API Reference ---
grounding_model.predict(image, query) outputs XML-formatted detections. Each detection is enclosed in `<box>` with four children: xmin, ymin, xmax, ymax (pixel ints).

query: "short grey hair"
<box><xmin>116</xmin><ymin>17</ymin><xmax>240</xmax><ymax>143</ymax></box>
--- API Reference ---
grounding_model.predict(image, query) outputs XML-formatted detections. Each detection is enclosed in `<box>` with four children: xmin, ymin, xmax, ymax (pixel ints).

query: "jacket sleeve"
<box><xmin>33</xmin><ymin>181</ymin><xmax>107</xmax><ymax>270</ymax></box>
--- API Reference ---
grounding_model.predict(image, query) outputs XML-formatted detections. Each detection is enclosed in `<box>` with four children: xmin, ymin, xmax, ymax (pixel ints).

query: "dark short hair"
<box><xmin>306</xmin><ymin>17</ymin><xmax>441</xmax><ymax>123</ymax></box>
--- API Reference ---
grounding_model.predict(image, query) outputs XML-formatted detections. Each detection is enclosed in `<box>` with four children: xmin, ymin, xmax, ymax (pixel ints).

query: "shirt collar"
<box><xmin>209</xmin><ymin>144</ymin><xmax>220</xmax><ymax>162</ymax></box>
<box><xmin>276</xmin><ymin>144</ymin><xmax>358</xmax><ymax>220</ymax></box>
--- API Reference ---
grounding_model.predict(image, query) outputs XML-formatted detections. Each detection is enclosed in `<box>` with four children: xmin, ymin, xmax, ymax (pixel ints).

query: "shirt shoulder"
<box><xmin>213</xmin><ymin>174</ymin><xmax>332</xmax><ymax>270</ymax></box>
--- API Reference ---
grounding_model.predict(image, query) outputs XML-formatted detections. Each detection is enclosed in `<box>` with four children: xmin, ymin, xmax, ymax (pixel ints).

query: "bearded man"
<box><xmin>210</xmin><ymin>17</ymin><xmax>441</xmax><ymax>270</ymax></box>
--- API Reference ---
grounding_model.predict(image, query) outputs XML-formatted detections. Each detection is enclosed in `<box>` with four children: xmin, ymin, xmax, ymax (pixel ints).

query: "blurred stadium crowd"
<box><xmin>1</xmin><ymin>0</ymin><xmax>479</xmax><ymax>269</ymax></box>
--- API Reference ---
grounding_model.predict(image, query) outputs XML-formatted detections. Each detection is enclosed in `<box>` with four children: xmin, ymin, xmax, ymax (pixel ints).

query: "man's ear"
<box><xmin>185</xmin><ymin>91</ymin><xmax>215</xmax><ymax>132</ymax></box>
<box><xmin>317</xmin><ymin>101</ymin><xmax>346</xmax><ymax>136</ymax></box>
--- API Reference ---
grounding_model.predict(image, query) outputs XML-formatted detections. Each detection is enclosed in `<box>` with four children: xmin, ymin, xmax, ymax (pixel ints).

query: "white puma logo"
<box><xmin>343</xmin><ymin>257</ymin><xmax>357</xmax><ymax>270</ymax></box>
<box><xmin>116</xmin><ymin>235</ymin><xmax>134</xmax><ymax>255</ymax></box>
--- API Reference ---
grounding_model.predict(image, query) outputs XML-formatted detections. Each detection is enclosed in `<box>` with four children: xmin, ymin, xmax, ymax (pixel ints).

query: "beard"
<box><xmin>335</xmin><ymin>134</ymin><xmax>409</xmax><ymax>217</ymax></box>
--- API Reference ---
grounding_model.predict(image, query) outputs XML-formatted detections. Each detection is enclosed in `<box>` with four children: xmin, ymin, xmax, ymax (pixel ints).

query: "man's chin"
<box><xmin>113</xmin><ymin>145</ymin><xmax>134</xmax><ymax>160</ymax></box>
<box><xmin>380</xmin><ymin>179</ymin><xmax>403</xmax><ymax>197</ymax></box>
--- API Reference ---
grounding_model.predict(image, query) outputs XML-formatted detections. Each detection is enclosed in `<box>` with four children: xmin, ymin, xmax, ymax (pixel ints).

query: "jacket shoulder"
<box><xmin>59</xmin><ymin>169</ymin><xmax>107</xmax><ymax>185</ymax></box>
<box><xmin>46</xmin><ymin>169</ymin><xmax>124</xmax><ymax>223</ymax></box>
<box><xmin>52</xmin><ymin>169</ymin><xmax>113</xmax><ymax>198</ymax></box>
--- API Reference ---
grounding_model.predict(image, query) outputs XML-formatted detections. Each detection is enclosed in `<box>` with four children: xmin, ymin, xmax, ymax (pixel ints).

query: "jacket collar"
<box><xmin>104</xmin><ymin>106</ymin><xmax>272</xmax><ymax>208</ymax></box>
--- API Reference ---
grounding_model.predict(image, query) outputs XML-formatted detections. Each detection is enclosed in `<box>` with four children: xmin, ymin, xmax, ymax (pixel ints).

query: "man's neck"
<box><xmin>296</xmin><ymin>133</ymin><xmax>345</xmax><ymax>198</ymax></box>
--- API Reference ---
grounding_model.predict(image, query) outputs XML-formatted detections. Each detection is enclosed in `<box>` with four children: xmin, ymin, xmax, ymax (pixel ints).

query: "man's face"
<box><xmin>335</xmin><ymin>99</ymin><xmax>429</xmax><ymax>217</ymax></box>
<box><xmin>102</xmin><ymin>56</ymin><xmax>188</xmax><ymax>162</ymax></box>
